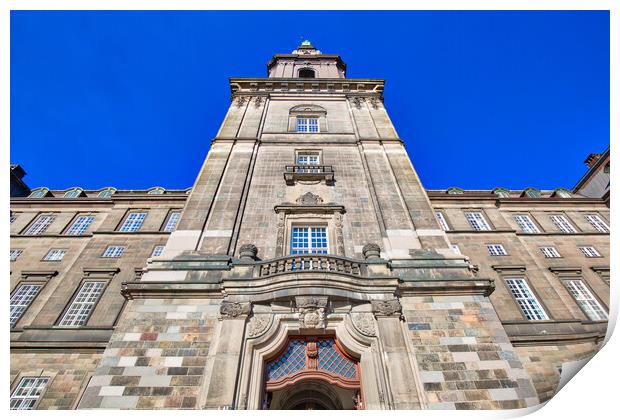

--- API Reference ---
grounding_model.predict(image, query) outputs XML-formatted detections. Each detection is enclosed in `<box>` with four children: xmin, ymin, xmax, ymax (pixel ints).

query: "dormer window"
<box><xmin>298</xmin><ymin>68</ymin><xmax>315</xmax><ymax>78</ymax></box>
<box><xmin>147</xmin><ymin>187</ymin><xmax>165</xmax><ymax>195</ymax></box>
<box><xmin>63</xmin><ymin>188</ymin><xmax>83</xmax><ymax>198</ymax></box>
<box><xmin>296</xmin><ymin>117</ymin><xmax>319</xmax><ymax>133</ymax></box>
<box><xmin>523</xmin><ymin>188</ymin><xmax>541</xmax><ymax>198</ymax></box>
<box><xmin>28</xmin><ymin>188</ymin><xmax>49</xmax><ymax>199</ymax></box>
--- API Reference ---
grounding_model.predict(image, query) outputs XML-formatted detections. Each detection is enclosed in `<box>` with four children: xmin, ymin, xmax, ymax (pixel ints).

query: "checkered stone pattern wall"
<box><xmin>403</xmin><ymin>296</ymin><xmax>540</xmax><ymax>410</ymax></box>
<box><xmin>78</xmin><ymin>298</ymin><xmax>219</xmax><ymax>409</ymax></box>
<box><xmin>10</xmin><ymin>352</ymin><xmax>102</xmax><ymax>409</ymax></box>
<box><xmin>515</xmin><ymin>342</ymin><xmax>601</xmax><ymax>403</ymax></box>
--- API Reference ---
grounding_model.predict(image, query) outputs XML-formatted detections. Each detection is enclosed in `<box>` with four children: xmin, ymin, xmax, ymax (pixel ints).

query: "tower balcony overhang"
<box><xmin>229</xmin><ymin>78</ymin><xmax>385</xmax><ymax>97</ymax></box>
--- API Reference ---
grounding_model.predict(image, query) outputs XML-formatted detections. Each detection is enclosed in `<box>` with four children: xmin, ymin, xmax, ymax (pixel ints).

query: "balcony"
<box><xmin>284</xmin><ymin>165</ymin><xmax>335</xmax><ymax>186</ymax></box>
<box><xmin>258</xmin><ymin>254</ymin><xmax>363</xmax><ymax>276</ymax></box>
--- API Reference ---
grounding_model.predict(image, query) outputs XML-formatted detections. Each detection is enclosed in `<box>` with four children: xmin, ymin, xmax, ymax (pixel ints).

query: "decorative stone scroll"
<box><xmin>247</xmin><ymin>314</ymin><xmax>273</xmax><ymax>338</ymax></box>
<box><xmin>371</xmin><ymin>299</ymin><xmax>402</xmax><ymax>317</ymax></box>
<box><xmin>220</xmin><ymin>301</ymin><xmax>251</xmax><ymax>319</ymax></box>
<box><xmin>351</xmin><ymin>313</ymin><xmax>376</xmax><ymax>337</ymax></box>
<box><xmin>296</xmin><ymin>296</ymin><xmax>328</xmax><ymax>330</ymax></box>
<box><xmin>296</xmin><ymin>192</ymin><xmax>323</xmax><ymax>205</ymax></box>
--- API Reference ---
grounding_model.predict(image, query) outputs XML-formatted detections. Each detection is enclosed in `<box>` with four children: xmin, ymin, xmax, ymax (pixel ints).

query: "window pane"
<box><xmin>151</xmin><ymin>245</ymin><xmax>165</xmax><ymax>257</ymax></box>
<box><xmin>43</xmin><ymin>249</ymin><xmax>66</xmax><ymax>261</ymax></box>
<box><xmin>564</xmin><ymin>280</ymin><xmax>607</xmax><ymax>321</ymax></box>
<box><xmin>435</xmin><ymin>211</ymin><xmax>449</xmax><ymax>231</ymax></box>
<box><xmin>66</xmin><ymin>216</ymin><xmax>94</xmax><ymax>235</ymax></box>
<box><xmin>585</xmin><ymin>214</ymin><xmax>609</xmax><ymax>233</ymax></box>
<box><xmin>163</xmin><ymin>211</ymin><xmax>181</xmax><ymax>232</ymax></box>
<box><xmin>579</xmin><ymin>246</ymin><xmax>601</xmax><ymax>258</ymax></box>
<box><xmin>10</xmin><ymin>284</ymin><xmax>43</xmax><ymax>327</ymax></box>
<box><xmin>10</xmin><ymin>377</ymin><xmax>49</xmax><ymax>410</ymax></box>
<box><xmin>465</xmin><ymin>212</ymin><xmax>491</xmax><ymax>231</ymax></box>
<box><xmin>515</xmin><ymin>215</ymin><xmax>540</xmax><ymax>233</ymax></box>
<box><xmin>24</xmin><ymin>215</ymin><xmax>55</xmax><ymax>235</ymax></box>
<box><xmin>540</xmin><ymin>247</ymin><xmax>561</xmax><ymax>258</ymax></box>
<box><xmin>102</xmin><ymin>246</ymin><xmax>125</xmax><ymax>258</ymax></box>
<box><xmin>505</xmin><ymin>278</ymin><xmax>548</xmax><ymax>320</ymax></box>
<box><xmin>550</xmin><ymin>215</ymin><xmax>577</xmax><ymax>233</ymax></box>
<box><xmin>10</xmin><ymin>249</ymin><xmax>23</xmax><ymax>261</ymax></box>
<box><xmin>487</xmin><ymin>244</ymin><xmax>507</xmax><ymax>256</ymax></box>
<box><xmin>119</xmin><ymin>212</ymin><xmax>146</xmax><ymax>232</ymax></box>
<box><xmin>59</xmin><ymin>281</ymin><xmax>105</xmax><ymax>326</ymax></box>
<box><xmin>290</xmin><ymin>226</ymin><xmax>328</xmax><ymax>254</ymax></box>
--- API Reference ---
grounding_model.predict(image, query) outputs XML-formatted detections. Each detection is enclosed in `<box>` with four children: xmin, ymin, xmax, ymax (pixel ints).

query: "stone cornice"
<box><xmin>229</xmin><ymin>78</ymin><xmax>384</xmax><ymax>96</ymax></box>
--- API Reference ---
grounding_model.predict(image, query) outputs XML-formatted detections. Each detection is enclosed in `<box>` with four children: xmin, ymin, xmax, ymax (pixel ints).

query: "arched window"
<box><xmin>28</xmin><ymin>188</ymin><xmax>50</xmax><ymax>198</ymax></box>
<box><xmin>493</xmin><ymin>188</ymin><xmax>510</xmax><ymax>198</ymax></box>
<box><xmin>298</xmin><ymin>68</ymin><xmax>315</xmax><ymax>78</ymax></box>
<box><xmin>147</xmin><ymin>187</ymin><xmax>165</xmax><ymax>195</ymax></box>
<box><xmin>63</xmin><ymin>188</ymin><xmax>83</xmax><ymax>198</ymax></box>
<box><xmin>98</xmin><ymin>188</ymin><xmax>116</xmax><ymax>198</ymax></box>
<box><xmin>446</xmin><ymin>187</ymin><xmax>464</xmax><ymax>195</ymax></box>
<box><xmin>523</xmin><ymin>188</ymin><xmax>541</xmax><ymax>198</ymax></box>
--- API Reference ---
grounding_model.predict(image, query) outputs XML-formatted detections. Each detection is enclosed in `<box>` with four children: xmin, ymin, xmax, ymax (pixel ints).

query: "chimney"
<box><xmin>584</xmin><ymin>153</ymin><xmax>601</xmax><ymax>168</ymax></box>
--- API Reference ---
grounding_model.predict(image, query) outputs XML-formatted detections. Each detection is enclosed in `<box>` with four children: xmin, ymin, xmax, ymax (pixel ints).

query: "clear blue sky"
<box><xmin>10</xmin><ymin>10</ymin><xmax>609</xmax><ymax>191</ymax></box>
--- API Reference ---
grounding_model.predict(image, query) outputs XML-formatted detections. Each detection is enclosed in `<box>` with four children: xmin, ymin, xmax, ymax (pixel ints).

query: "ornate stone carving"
<box><xmin>247</xmin><ymin>314</ymin><xmax>272</xmax><ymax>338</ymax></box>
<box><xmin>351</xmin><ymin>96</ymin><xmax>365</xmax><ymax>109</ymax></box>
<box><xmin>369</xmin><ymin>97</ymin><xmax>380</xmax><ymax>109</ymax></box>
<box><xmin>254</xmin><ymin>96</ymin><xmax>263</xmax><ymax>107</ymax></box>
<box><xmin>235</xmin><ymin>96</ymin><xmax>246</xmax><ymax>108</ymax></box>
<box><xmin>220</xmin><ymin>301</ymin><xmax>250</xmax><ymax>318</ymax></box>
<box><xmin>296</xmin><ymin>296</ymin><xmax>328</xmax><ymax>330</ymax></box>
<box><xmin>351</xmin><ymin>313</ymin><xmax>376</xmax><ymax>337</ymax></box>
<box><xmin>296</xmin><ymin>192</ymin><xmax>323</xmax><ymax>205</ymax></box>
<box><xmin>362</xmin><ymin>243</ymin><xmax>381</xmax><ymax>260</ymax></box>
<box><xmin>275</xmin><ymin>212</ymin><xmax>285</xmax><ymax>256</ymax></box>
<box><xmin>239</xmin><ymin>244</ymin><xmax>258</xmax><ymax>260</ymax></box>
<box><xmin>371</xmin><ymin>299</ymin><xmax>402</xmax><ymax>317</ymax></box>
<box><xmin>335</xmin><ymin>213</ymin><xmax>345</xmax><ymax>255</ymax></box>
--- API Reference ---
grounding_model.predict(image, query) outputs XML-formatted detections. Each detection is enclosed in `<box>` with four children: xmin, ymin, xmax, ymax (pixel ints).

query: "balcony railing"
<box><xmin>284</xmin><ymin>165</ymin><xmax>335</xmax><ymax>185</ymax></box>
<box><xmin>258</xmin><ymin>254</ymin><xmax>363</xmax><ymax>277</ymax></box>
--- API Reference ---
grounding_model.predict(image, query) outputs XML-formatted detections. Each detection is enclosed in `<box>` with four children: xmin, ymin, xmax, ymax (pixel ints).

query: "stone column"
<box><xmin>372</xmin><ymin>299</ymin><xmax>423</xmax><ymax>409</ymax></box>
<box><xmin>201</xmin><ymin>301</ymin><xmax>250</xmax><ymax>409</ymax></box>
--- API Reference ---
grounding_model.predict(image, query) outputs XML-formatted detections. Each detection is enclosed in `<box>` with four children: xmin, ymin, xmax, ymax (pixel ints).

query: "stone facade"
<box><xmin>10</xmin><ymin>42</ymin><xmax>609</xmax><ymax>410</ymax></box>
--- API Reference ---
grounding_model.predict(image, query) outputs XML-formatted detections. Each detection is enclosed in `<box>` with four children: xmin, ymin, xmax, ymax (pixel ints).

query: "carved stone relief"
<box><xmin>220</xmin><ymin>301</ymin><xmax>251</xmax><ymax>319</ymax></box>
<box><xmin>247</xmin><ymin>314</ymin><xmax>273</xmax><ymax>338</ymax></box>
<box><xmin>371</xmin><ymin>299</ymin><xmax>402</xmax><ymax>317</ymax></box>
<box><xmin>351</xmin><ymin>313</ymin><xmax>376</xmax><ymax>337</ymax></box>
<box><xmin>296</xmin><ymin>296</ymin><xmax>328</xmax><ymax>330</ymax></box>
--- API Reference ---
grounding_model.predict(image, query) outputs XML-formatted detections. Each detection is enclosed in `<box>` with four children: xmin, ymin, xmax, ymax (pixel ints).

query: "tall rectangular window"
<box><xmin>550</xmin><ymin>215</ymin><xmax>577</xmax><ymax>233</ymax></box>
<box><xmin>151</xmin><ymin>245</ymin><xmax>165</xmax><ymax>257</ymax></box>
<box><xmin>119</xmin><ymin>212</ymin><xmax>146</xmax><ymax>232</ymax></box>
<box><xmin>514</xmin><ymin>215</ymin><xmax>540</xmax><ymax>233</ymax></box>
<box><xmin>585</xmin><ymin>214</ymin><xmax>609</xmax><ymax>233</ymax></box>
<box><xmin>23</xmin><ymin>214</ymin><xmax>55</xmax><ymax>235</ymax></box>
<box><xmin>505</xmin><ymin>278</ymin><xmax>548</xmax><ymax>320</ymax></box>
<box><xmin>564</xmin><ymin>279</ymin><xmax>607</xmax><ymax>321</ymax></box>
<box><xmin>10</xmin><ymin>249</ymin><xmax>23</xmax><ymax>261</ymax></box>
<box><xmin>43</xmin><ymin>249</ymin><xmax>66</xmax><ymax>261</ymax></box>
<box><xmin>296</xmin><ymin>117</ymin><xmax>319</xmax><ymax>133</ymax></box>
<box><xmin>464</xmin><ymin>212</ymin><xmax>491</xmax><ymax>231</ymax></box>
<box><xmin>10</xmin><ymin>212</ymin><xmax>17</xmax><ymax>223</ymax></box>
<box><xmin>58</xmin><ymin>281</ymin><xmax>106</xmax><ymax>326</ymax></box>
<box><xmin>291</xmin><ymin>227</ymin><xmax>328</xmax><ymax>254</ymax></box>
<box><xmin>102</xmin><ymin>246</ymin><xmax>125</xmax><ymax>258</ymax></box>
<box><xmin>487</xmin><ymin>244</ymin><xmax>507</xmax><ymax>256</ymax></box>
<box><xmin>579</xmin><ymin>246</ymin><xmax>601</xmax><ymax>258</ymax></box>
<box><xmin>10</xmin><ymin>377</ymin><xmax>49</xmax><ymax>410</ymax></box>
<box><xmin>435</xmin><ymin>211</ymin><xmax>450</xmax><ymax>231</ymax></box>
<box><xmin>540</xmin><ymin>247</ymin><xmax>561</xmax><ymax>258</ymax></box>
<box><xmin>10</xmin><ymin>284</ymin><xmax>43</xmax><ymax>327</ymax></box>
<box><xmin>66</xmin><ymin>215</ymin><xmax>94</xmax><ymax>235</ymax></box>
<box><xmin>163</xmin><ymin>211</ymin><xmax>181</xmax><ymax>232</ymax></box>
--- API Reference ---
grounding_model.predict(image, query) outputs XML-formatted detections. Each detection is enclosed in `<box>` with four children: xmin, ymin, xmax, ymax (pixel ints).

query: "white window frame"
<box><xmin>163</xmin><ymin>210</ymin><xmax>181</xmax><ymax>232</ymax></box>
<box><xmin>290</xmin><ymin>226</ymin><xmax>329</xmax><ymax>255</ymax></box>
<box><xmin>10</xmin><ymin>249</ymin><xmax>23</xmax><ymax>261</ymax></box>
<box><xmin>10</xmin><ymin>377</ymin><xmax>49</xmax><ymax>410</ymax></box>
<box><xmin>119</xmin><ymin>212</ymin><xmax>146</xmax><ymax>232</ymax></box>
<box><xmin>296</xmin><ymin>152</ymin><xmax>320</xmax><ymax>165</ymax></box>
<box><xmin>505</xmin><ymin>277</ymin><xmax>549</xmax><ymax>320</ymax></box>
<box><xmin>102</xmin><ymin>245</ymin><xmax>125</xmax><ymax>258</ymax></box>
<box><xmin>43</xmin><ymin>249</ymin><xmax>66</xmax><ymax>261</ymax></box>
<box><xmin>66</xmin><ymin>215</ymin><xmax>94</xmax><ymax>235</ymax></box>
<box><xmin>10</xmin><ymin>284</ymin><xmax>44</xmax><ymax>328</ymax></box>
<box><xmin>514</xmin><ymin>215</ymin><xmax>540</xmax><ymax>233</ymax></box>
<box><xmin>435</xmin><ymin>211</ymin><xmax>450</xmax><ymax>231</ymax></box>
<box><xmin>151</xmin><ymin>245</ymin><xmax>166</xmax><ymax>257</ymax></box>
<box><xmin>564</xmin><ymin>279</ymin><xmax>608</xmax><ymax>321</ymax></box>
<box><xmin>550</xmin><ymin>214</ymin><xmax>577</xmax><ymax>233</ymax></box>
<box><xmin>23</xmin><ymin>214</ymin><xmax>55</xmax><ymax>235</ymax></box>
<box><xmin>579</xmin><ymin>246</ymin><xmax>601</xmax><ymax>258</ymax></box>
<box><xmin>487</xmin><ymin>244</ymin><xmax>507</xmax><ymax>256</ymax></box>
<box><xmin>585</xmin><ymin>214</ymin><xmax>609</xmax><ymax>233</ymax></box>
<box><xmin>58</xmin><ymin>281</ymin><xmax>106</xmax><ymax>326</ymax></box>
<box><xmin>540</xmin><ymin>246</ymin><xmax>561</xmax><ymax>258</ymax></box>
<box><xmin>464</xmin><ymin>211</ymin><xmax>491</xmax><ymax>231</ymax></box>
<box><xmin>296</xmin><ymin>117</ymin><xmax>319</xmax><ymax>133</ymax></box>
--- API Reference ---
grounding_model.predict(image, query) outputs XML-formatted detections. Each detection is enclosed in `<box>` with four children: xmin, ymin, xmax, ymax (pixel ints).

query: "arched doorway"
<box><xmin>262</xmin><ymin>337</ymin><xmax>363</xmax><ymax>410</ymax></box>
